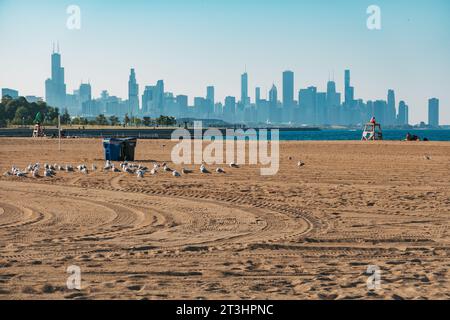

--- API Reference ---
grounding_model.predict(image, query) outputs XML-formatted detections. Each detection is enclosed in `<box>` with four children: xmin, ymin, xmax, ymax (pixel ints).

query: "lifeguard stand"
<box><xmin>362</xmin><ymin>121</ymin><xmax>383</xmax><ymax>141</ymax></box>
<box><xmin>32</xmin><ymin>124</ymin><xmax>45</xmax><ymax>137</ymax></box>
<box><xmin>32</xmin><ymin>112</ymin><xmax>45</xmax><ymax>138</ymax></box>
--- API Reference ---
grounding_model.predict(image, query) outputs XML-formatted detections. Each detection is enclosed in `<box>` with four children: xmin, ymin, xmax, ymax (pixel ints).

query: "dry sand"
<box><xmin>0</xmin><ymin>138</ymin><xmax>448</xmax><ymax>300</ymax></box>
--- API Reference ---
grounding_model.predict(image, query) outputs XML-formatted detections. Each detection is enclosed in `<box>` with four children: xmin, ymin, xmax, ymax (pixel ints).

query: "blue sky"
<box><xmin>0</xmin><ymin>0</ymin><xmax>449</xmax><ymax>124</ymax></box>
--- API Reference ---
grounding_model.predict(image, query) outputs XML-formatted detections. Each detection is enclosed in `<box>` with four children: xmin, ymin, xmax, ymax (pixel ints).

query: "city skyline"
<box><xmin>25</xmin><ymin>47</ymin><xmax>440</xmax><ymax>127</ymax></box>
<box><xmin>1</xmin><ymin>0</ymin><xmax>449</xmax><ymax>123</ymax></box>
<box><xmin>1</xmin><ymin>48</ymin><xmax>442</xmax><ymax>127</ymax></box>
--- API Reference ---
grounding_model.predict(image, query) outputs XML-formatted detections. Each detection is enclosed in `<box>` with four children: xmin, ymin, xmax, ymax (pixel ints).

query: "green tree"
<box><xmin>143</xmin><ymin>117</ymin><xmax>151</xmax><ymax>127</ymax></box>
<box><xmin>109</xmin><ymin>115</ymin><xmax>120</xmax><ymax>126</ymax></box>
<box><xmin>13</xmin><ymin>106</ymin><xmax>31</xmax><ymax>125</ymax></box>
<box><xmin>123</xmin><ymin>113</ymin><xmax>130</xmax><ymax>127</ymax></box>
<box><xmin>0</xmin><ymin>103</ymin><xmax>6</xmax><ymax>127</ymax></box>
<box><xmin>156</xmin><ymin>115</ymin><xmax>176</xmax><ymax>126</ymax></box>
<box><xmin>61</xmin><ymin>109</ymin><xmax>71</xmax><ymax>125</ymax></box>
<box><xmin>95</xmin><ymin>114</ymin><xmax>108</xmax><ymax>126</ymax></box>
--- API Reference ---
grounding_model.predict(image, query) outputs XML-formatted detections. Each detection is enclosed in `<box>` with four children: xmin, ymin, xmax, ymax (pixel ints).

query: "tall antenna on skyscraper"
<box><xmin>52</xmin><ymin>42</ymin><xmax>55</xmax><ymax>53</ymax></box>
<box><xmin>57</xmin><ymin>41</ymin><xmax>60</xmax><ymax>53</ymax></box>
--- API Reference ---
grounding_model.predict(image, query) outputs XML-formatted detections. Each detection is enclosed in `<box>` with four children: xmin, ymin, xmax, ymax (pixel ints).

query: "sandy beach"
<box><xmin>0</xmin><ymin>138</ymin><xmax>448</xmax><ymax>300</ymax></box>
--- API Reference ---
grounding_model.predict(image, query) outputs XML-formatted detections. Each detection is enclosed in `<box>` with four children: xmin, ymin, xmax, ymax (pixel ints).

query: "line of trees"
<box><xmin>0</xmin><ymin>96</ymin><xmax>60</xmax><ymax>127</ymax></box>
<box><xmin>0</xmin><ymin>96</ymin><xmax>178</xmax><ymax>128</ymax></box>
<box><xmin>69</xmin><ymin>114</ymin><xmax>177</xmax><ymax>127</ymax></box>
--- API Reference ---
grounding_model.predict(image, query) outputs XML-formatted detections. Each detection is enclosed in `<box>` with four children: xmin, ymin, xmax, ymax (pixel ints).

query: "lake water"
<box><xmin>277</xmin><ymin>129</ymin><xmax>450</xmax><ymax>141</ymax></box>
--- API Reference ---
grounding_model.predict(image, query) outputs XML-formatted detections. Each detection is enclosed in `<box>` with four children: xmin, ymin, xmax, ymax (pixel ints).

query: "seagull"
<box><xmin>65</xmin><ymin>165</ymin><xmax>74</xmax><ymax>172</ymax></box>
<box><xmin>216</xmin><ymin>167</ymin><xmax>225</xmax><ymax>174</ymax></box>
<box><xmin>136</xmin><ymin>170</ymin><xmax>145</xmax><ymax>179</ymax></box>
<box><xmin>181</xmin><ymin>168</ymin><xmax>192</xmax><ymax>174</ymax></box>
<box><xmin>424</xmin><ymin>155</ymin><xmax>431</xmax><ymax>161</ymax></box>
<box><xmin>91</xmin><ymin>164</ymin><xmax>97</xmax><ymax>171</ymax></box>
<box><xmin>229</xmin><ymin>162</ymin><xmax>239</xmax><ymax>168</ymax></box>
<box><xmin>104</xmin><ymin>160</ymin><xmax>112</xmax><ymax>170</ymax></box>
<box><xmin>172</xmin><ymin>170</ymin><xmax>181</xmax><ymax>177</ymax></box>
<box><xmin>32</xmin><ymin>169</ymin><xmax>40</xmax><ymax>178</ymax></box>
<box><xmin>81</xmin><ymin>167</ymin><xmax>89</xmax><ymax>175</ymax></box>
<box><xmin>44</xmin><ymin>169</ymin><xmax>53</xmax><ymax>177</ymax></box>
<box><xmin>297</xmin><ymin>161</ymin><xmax>305</xmax><ymax>167</ymax></box>
<box><xmin>200</xmin><ymin>164</ymin><xmax>210</xmax><ymax>174</ymax></box>
<box><xmin>124</xmin><ymin>166</ymin><xmax>134</xmax><ymax>174</ymax></box>
<box><xmin>16</xmin><ymin>171</ymin><xmax>26</xmax><ymax>177</ymax></box>
<box><xmin>163</xmin><ymin>165</ymin><xmax>172</xmax><ymax>172</ymax></box>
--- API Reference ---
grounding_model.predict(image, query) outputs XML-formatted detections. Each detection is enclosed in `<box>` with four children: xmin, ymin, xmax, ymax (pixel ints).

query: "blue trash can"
<box><xmin>103</xmin><ymin>138</ymin><xmax>125</xmax><ymax>161</ymax></box>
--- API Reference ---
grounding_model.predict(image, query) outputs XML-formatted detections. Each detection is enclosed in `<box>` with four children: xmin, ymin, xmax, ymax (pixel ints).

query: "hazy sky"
<box><xmin>0</xmin><ymin>0</ymin><xmax>449</xmax><ymax>124</ymax></box>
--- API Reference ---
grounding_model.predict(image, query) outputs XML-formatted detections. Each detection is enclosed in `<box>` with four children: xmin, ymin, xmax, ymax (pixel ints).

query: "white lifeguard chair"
<box><xmin>32</xmin><ymin>124</ymin><xmax>45</xmax><ymax>138</ymax></box>
<box><xmin>362</xmin><ymin>119</ymin><xmax>383</xmax><ymax>141</ymax></box>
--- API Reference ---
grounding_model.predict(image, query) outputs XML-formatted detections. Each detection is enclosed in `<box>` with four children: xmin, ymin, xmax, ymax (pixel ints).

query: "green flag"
<box><xmin>34</xmin><ymin>112</ymin><xmax>43</xmax><ymax>124</ymax></box>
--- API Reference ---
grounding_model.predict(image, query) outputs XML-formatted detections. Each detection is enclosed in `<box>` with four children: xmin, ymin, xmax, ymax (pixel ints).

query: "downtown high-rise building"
<box><xmin>397</xmin><ymin>100</ymin><xmax>409</xmax><ymax>125</ymax></box>
<box><xmin>128</xmin><ymin>68</ymin><xmax>139</xmax><ymax>115</ymax></box>
<box><xmin>45</xmin><ymin>44</ymin><xmax>67</xmax><ymax>109</ymax></box>
<box><xmin>240</xmin><ymin>72</ymin><xmax>249</xmax><ymax>105</ymax></box>
<box><xmin>1</xmin><ymin>88</ymin><xmax>19</xmax><ymax>99</ymax></box>
<box><xmin>282</xmin><ymin>71</ymin><xmax>294</xmax><ymax>123</ymax></box>
<box><xmin>282</xmin><ymin>71</ymin><xmax>294</xmax><ymax>108</ymax></box>
<box><xmin>344</xmin><ymin>69</ymin><xmax>354</xmax><ymax>106</ymax></box>
<box><xmin>386</xmin><ymin>89</ymin><xmax>396</xmax><ymax>126</ymax></box>
<box><xmin>255</xmin><ymin>87</ymin><xmax>261</xmax><ymax>104</ymax></box>
<box><xmin>428</xmin><ymin>98</ymin><xmax>440</xmax><ymax>127</ymax></box>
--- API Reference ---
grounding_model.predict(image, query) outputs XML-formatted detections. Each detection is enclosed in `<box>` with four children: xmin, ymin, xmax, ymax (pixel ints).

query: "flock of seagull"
<box><xmin>3</xmin><ymin>159</ymin><xmax>306</xmax><ymax>179</ymax></box>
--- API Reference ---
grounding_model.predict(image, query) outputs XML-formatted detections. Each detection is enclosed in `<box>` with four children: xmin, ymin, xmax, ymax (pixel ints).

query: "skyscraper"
<box><xmin>128</xmin><ymin>68</ymin><xmax>139</xmax><ymax>114</ymax></box>
<box><xmin>1</xmin><ymin>88</ymin><xmax>19</xmax><ymax>99</ymax></box>
<box><xmin>224</xmin><ymin>96</ymin><xmax>236</xmax><ymax>122</ymax></box>
<box><xmin>269</xmin><ymin>84</ymin><xmax>278</xmax><ymax>122</ymax></box>
<box><xmin>241</xmin><ymin>72</ymin><xmax>249</xmax><ymax>105</ymax></box>
<box><xmin>269</xmin><ymin>85</ymin><xmax>277</xmax><ymax>107</ymax></box>
<box><xmin>206</xmin><ymin>86</ymin><xmax>215</xmax><ymax>118</ymax></box>
<box><xmin>45</xmin><ymin>44</ymin><xmax>67</xmax><ymax>109</ymax></box>
<box><xmin>155</xmin><ymin>80</ymin><xmax>165</xmax><ymax>114</ymax></box>
<box><xmin>428</xmin><ymin>98</ymin><xmax>440</xmax><ymax>127</ymax></box>
<box><xmin>79</xmin><ymin>83</ymin><xmax>92</xmax><ymax>106</ymax></box>
<box><xmin>255</xmin><ymin>87</ymin><xmax>261</xmax><ymax>104</ymax></box>
<box><xmin>282</xmin><ymin>71</ymin><xmax>294</xmax><ymax>108</ymax></box>
<box><xmin>387</xmin><ymin>89</ymin><xmax>396</xmax><ymax>125</ymax></box>
<box><xmin>344</xmin><ymin>69</ymin><xmax>354</xmax><ymax>105</ymax></box>
<box><xmin>397</xmin><ymin>101</ymin><xmax>409</xmax><ymax>126</ymax></box>
<box><xmin>142</xmin><ymin>85</ymin><xmax>155</xmax><ymax>114</ymax></box>
<box><xmin>373</xmin><ymin>100</ymin><xmax>387</xmax><ymax>124</ymax></box>
<box><xmin>176</xmin><ymin>95</ymin><xmax>188</xmax><ymax>117</ymax></box>
<box><xmin>299</xmin><ymin>87</ymin><xmax>317</xmax><ymax>124</ymax></box>
<box><xmin>326</xmin><ymin>80</ymin><xmax>340</xmax><ymax>123</ymax></box>
<box><xmin>206</xmin><ymin>86</ymin><xmax>215</xmax><ymax>105</ymax></box>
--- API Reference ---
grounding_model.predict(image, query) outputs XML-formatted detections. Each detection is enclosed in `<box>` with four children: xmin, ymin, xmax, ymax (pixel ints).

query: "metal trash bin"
<box><xmin>122</xmin><ymin>138</ymin><xmax>137</xmax><ymax>161</ymax></box>
<box><xmin>103</xmin><ymin>138</ymin><xmax>124</xmax><ymax>161</ymax></box>
<box><xmin>103</xmin><ymin>138</ymin><xmax>137</xmax><ymax>161</ymax></box>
